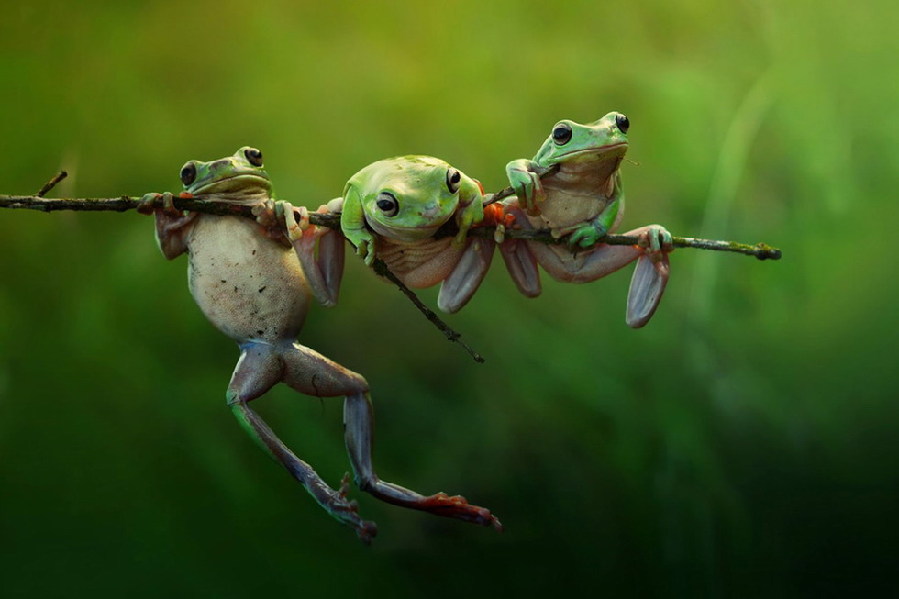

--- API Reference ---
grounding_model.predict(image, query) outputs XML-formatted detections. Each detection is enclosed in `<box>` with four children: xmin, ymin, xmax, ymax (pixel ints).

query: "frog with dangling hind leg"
<box><xmin>138</xmin><ymin>147</ymin><xmax>501</xmax><ymax>542</ymax></box>
<box><xmin>499</xmin><ymin>112</ymin><xmax>673</xmax><ymax>327</ymax></box>
<box><xmin>339</xmin><ymin>155</ymin><xmax>495</xmax><ymax>314</ymax></box>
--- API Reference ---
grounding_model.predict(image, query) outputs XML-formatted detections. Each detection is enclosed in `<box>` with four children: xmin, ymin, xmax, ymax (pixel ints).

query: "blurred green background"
<box><xmin>1</xmin><ymin>1</ymin><xmax>896</xmax><ymax>596</ymax></box>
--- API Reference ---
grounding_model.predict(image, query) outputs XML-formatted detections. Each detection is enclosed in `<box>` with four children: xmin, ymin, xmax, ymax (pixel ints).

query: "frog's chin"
<box><xmin>367</xmin><ymin>219</ymin><xmax>442</xmax><ymax>241</ymax></box>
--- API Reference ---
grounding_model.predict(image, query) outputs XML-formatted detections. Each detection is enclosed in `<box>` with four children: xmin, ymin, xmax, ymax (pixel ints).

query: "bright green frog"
<box><xmin>500</xmin><ymin>113</ymin><xmax>673</xmax><ymax>327</ymax></box>
<box><xmin>138</xmin><ymin>148</ymin><xmax>499</xmax><ymax>542</ymax></box>
<box><xmin>339</xmin><ymin>155</ymin><xmax>493</xmax><ymax>313</ymax></box>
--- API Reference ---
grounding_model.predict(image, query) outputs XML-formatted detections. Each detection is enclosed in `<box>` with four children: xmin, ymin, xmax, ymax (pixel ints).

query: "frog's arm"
<box><xmin>437</xmin><ymin>237</ymin><xmax>495</xmax><ymax>313</ymax></box>
<box><xmin>568</xmin><ymin>192</ymin><xmax>625</xmax><ymax>248</ymax></box>
<box><xmin>138</xmin><ymin>192</ymin><xmax>198</xmax><ymax>260</ymax></box>
<box><xmin>505</xmin><ymin>158</ymin><xmax>544</xmax><ymax>215</ymax></box>
<box><xmin>280</xmin><ymin>199</ymin><xmax>345</xmax><ymax>307</ymax></box>
<box><xmin>452</xmin><ymin>181</ymin><xmax>485</xmax><ymax>246</ymax></box>
<box><xmin>340</xmin><ymin>183</ymin><xmax>376</xmax><ymax>265</ymax></box>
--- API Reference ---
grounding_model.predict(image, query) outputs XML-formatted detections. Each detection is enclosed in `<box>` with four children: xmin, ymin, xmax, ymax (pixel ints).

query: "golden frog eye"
<box><xmin>551</xmin><ymin>122</ymin><xmax>573</xmax><ymax>145</ymax></box>
<box><xmin>244</xmin><ymin>147</ymin><xmax>264</xmax><ymax>167</ymax></box>
<box><xmin>375</xmin><ymin>192</ymin><xmax>399</xmax><ymax>217</ymax></box>
<box><xmin>180</xmin><ymin>161</ymin><xmax>197</xmax><ymax>186</ymax></box>
<box><xmin>446</xmin><ymin>168</ymin><xmax>462</xmax><ymax>194</ymax></box>
<box><xmin>615</xmin><ymin>114</ymin><xmax>630</xmax><ymax>134</ymax></box>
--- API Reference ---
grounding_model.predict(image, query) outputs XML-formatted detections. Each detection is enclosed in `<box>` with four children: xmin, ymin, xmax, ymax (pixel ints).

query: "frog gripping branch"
<box><xmin>498</xmin><ymin>111</ymin><xmax>673</xmax><ymax>328</ymax></box>
<box><xmin>136</xmin><ymin>147</ymin><xmax>501</xmax><ymax>543</ymax></box>
<box><xmin>0</xmin><ymin>120</ymin><xmax>781</xmax><ymax>543</ymax></box>
<box><xmin>339</xmin><ymin>155</ymin><xmax>494</xmax><ymax>314</ymax></box>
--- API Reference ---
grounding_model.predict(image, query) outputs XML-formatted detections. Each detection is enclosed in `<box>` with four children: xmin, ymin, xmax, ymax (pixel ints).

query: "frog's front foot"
<box><xmin>137</xmin><ymin>192</ymin><xmax>180</xmax><ymax>216</ymax></box>
<box><xmin>251</xmin><ymin>199</ymin><xmax>290</xmax><ymax>244</ymax></box>
<box><xmin>506</xmin><ymin>161</ymin><xmax>545</xmax><ymax>216</ymax></box>
<box><xmin>568</xmin><ymin>220</ymin><xmax>608</xmax><ymax>248</ymax></box>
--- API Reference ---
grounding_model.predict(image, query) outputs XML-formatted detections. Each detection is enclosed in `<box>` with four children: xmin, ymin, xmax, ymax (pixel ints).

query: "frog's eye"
<box><xmin>551</xmin><ymin>123</ymin><xmax>573</xmax><ymax>145</ymax></box>
<box><xmin>180</xmin><ymin>162</ymin><xmax>197</xmax><ymax>186</ymax></box>
<box><xmin>615</xmin><ymin>114</ymin><xmax>630</xmax><ymax>134</ymax></box>
<box><xmin>244</xmin><ymin>147</ymin><xmax>264</xmax><ymax>167</ymax></box>
<box><xmin>446</xmin><ymin>169</ymin><xmax>462</xmax><ymax>194</ymax></box>
<box><xmin>375</xmin><ymin>192</ymin><xmax>399</xmax><ymax>217</ymax></box>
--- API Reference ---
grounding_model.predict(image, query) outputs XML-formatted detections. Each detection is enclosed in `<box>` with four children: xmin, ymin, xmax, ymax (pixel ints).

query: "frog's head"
<box><xmin>533</xmin><ymin>112</ymin><xmax>629</xmax><ymax>197</ymax></box>
<box><xmin>179</xmin><ymin>146</ymin><xmax>272</xmax><ymax>203</ymax></box>
<box><xmin>349</xmin><ymin>156</ymin><xmax>479</xmax><ymax>241</ymax></box>
<box><xmin>535</xmin><ymin>112</ymin><xmax>629</xmax><ymax>167</ymax></box>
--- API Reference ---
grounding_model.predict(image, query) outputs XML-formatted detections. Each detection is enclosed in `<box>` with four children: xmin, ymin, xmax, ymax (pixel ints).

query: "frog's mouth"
<box><xmin>555</xmin><ymin>141</ymin><xmax>628</xmax><ymax>162</ymax></box>
<box><xmin>195</xmin><ymin>172</ymin><xmax>273</xmax><ymax>203</ymax></box>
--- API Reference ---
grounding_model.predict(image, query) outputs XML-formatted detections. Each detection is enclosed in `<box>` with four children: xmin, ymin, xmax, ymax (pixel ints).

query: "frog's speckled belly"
<box><xmin>186</xmin><ymin>215</ymin><xmax>309</xmax><ymax>344</ymax></box>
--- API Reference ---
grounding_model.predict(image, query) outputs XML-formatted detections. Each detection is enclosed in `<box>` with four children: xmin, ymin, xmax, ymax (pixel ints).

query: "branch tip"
<box><xmin>36</xmin><ymin>171</ymin><xmax>68</xmax><ymax>197</ymax></box>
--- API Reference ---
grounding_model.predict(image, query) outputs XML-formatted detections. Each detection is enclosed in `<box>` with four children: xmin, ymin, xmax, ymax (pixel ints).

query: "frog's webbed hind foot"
<box><xmin>226</xmin><ymin>341</ymin><xmax>378</xmax><ymax>542</ymax></box>
<box><xmin>344</xmin><ymin>392</ymin><xmax>503</xmax><ymax>531</ymax></box>
<box><xmin>625</xmin><ymin>225</ymin><xmax>672</xmax><ymax>328</ymax></box>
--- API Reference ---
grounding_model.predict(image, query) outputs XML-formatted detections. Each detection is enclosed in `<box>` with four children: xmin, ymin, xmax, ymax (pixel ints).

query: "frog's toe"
<box><xmin>569</xmin><ymin>226</ymin><xmax>599</xmax><ymax>248</ymax></box>
<box><xmin>136</xmin><ymin>192</ymin><xmax>162</xmax><ymax>215</ymax></box>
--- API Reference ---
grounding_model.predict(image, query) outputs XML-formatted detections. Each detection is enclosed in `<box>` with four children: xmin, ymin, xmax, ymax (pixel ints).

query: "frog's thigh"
<box><xmin>499</xmin><ymin>239</ymin><xmax>540</xmax><ymax>297</ymax></box>
<box><xmin>402</xmin><ymin>245</ymin><xmax>464</xmax><ymax>289</ymax></box>
<box><xmin>279</xmin><ymin>341</ymin><xmax>369</xmax><ymax>397</ymax></box>
<box><xmin>532</xmin><ymin>241</ymin><xmax>640</xmax><ymax>283</ymax></box>
<box><xmin>438</xmin><ymin>238</ymin><xmax>495</xmax><ymax>313</ymax></box>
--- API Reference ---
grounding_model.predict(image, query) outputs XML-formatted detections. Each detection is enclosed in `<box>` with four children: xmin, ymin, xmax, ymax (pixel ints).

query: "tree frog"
<box><xmin>340</xmin><ymin>155</ymin><xmax>493</xmax><ymax>313</ymax></box>
<box><xmin>499</xmin><ymin>113</ymin><xmax>673</xmax><ymax>328</ymax></box>
<box><xmin>138</xmin><ymin>147</ymin><xmax>500</xmax><ymax>542</ymax></box>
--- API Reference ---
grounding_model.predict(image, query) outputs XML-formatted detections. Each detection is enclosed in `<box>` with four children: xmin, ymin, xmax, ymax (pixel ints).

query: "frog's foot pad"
<box><xmin>419</xmin><ymin>492</ymin><xmax>503</xmax><ymax>531</ymax></box>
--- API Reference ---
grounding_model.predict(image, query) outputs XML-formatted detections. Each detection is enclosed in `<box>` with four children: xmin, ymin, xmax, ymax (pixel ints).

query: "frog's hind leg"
<box><xmin>625</xmin><ymin>225</ymin><xmax>672</xmax><ymax>328</ymax></box>
<box><xmin>226</xmin><ymin>341</ymin><xmax>377</xmax><ymax>543</ymax></box>
<box><xmin>343</xmin><ymin>392</ymin><xmax>503</xmax><ymax>531</ymax></box>
<box><xmin>437</xmin><ymin>238</ymin><xmax>495</xmax><ymax>313</ymax></box>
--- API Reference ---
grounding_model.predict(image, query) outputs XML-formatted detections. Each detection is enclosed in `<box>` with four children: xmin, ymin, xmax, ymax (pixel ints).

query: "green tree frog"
<box><xmin>340</xmin><ymin>155</ymin><xmax>493</xmax><ymax>313</ymax></box>
<box><xmin>500</xmin><ymin>113</ymin><xmax>673</xmax><ymax>328</ymax></box>
<box><xmin>138</xmin><ymin>147</ymin><xmax>499</xmax><ymax>542</ymax></box>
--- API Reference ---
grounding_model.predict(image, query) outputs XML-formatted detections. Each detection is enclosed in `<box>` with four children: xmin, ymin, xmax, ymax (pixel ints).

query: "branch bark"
<box><xmin>0</xmin><ymin>192</ymin><xmax>782</xmax><ymax>260</ymax></box>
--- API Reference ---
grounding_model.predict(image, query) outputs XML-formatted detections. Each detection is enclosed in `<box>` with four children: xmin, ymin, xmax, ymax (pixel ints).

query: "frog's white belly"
<box><xmin>186</xmin><ymin>215</ymin><xmax>309</xmax><ymax>344</ymax></box>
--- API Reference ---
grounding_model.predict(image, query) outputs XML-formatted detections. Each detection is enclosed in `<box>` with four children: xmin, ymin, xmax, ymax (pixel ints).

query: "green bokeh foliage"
<box><xmin>1</xmin><ymin>0</ymin><xmax>897</xmax><ymax>596</ymax></box>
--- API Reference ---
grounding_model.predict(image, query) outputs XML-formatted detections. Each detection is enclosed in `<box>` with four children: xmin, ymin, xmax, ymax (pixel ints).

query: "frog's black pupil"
<box><xmin>376</xmin><ymin>193</ymin><xmax>398</xmax><ymax>215</ymax></box>
<box><xmin>615</xmin><ymin>114</ymin><xmax>630</xmax><ymax>134</ymax></box>
<box><xmin>552</xmin><ymin>124</ymin><xmax>573</xmax><ymax>145</ymax></box>
<box><xmin>245</xmin><ymin>148</ymin><xmax>263</xmax><ymax>166</ymax></box>
<box><xmin>180</xmin><ymin>163</ymin><xmax>196</xmax><ymax>185</ymax></box>
<box><xmin>446</xmin><ymin>169</ymin><xmax>462</xmax><ymax>193</ymax></box>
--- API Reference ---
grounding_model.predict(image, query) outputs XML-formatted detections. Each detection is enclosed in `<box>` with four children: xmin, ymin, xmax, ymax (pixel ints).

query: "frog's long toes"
<box><xmin>338</xmin><ymin>472</ymin><xmax>353</xmax><ymax>498</ymax></box>
<box><xmin>420</xmin><ymin>493</ymin><xmax>502</xmax><ymax>530</ymax></box>
<box><xmin>355</xmin><ymin>520</ymin><xmax>379</xmax><ymax>545</ymax></box>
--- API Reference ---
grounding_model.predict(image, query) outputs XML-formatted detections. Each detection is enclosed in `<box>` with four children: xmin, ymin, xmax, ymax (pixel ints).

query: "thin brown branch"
<box><xmin>36</xmin><ymin>171</ymin><xmax>68</xmax><ymax>197</ymax></box>
<box><xmin>371</xmin><ymin>259</ymin><xmax>485</xmax><ymax>363</ymax></box>
<box><xmin>0</xmin><ymin>193</ymin><xmax>781</xmax><ymax>259</ymax></box>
